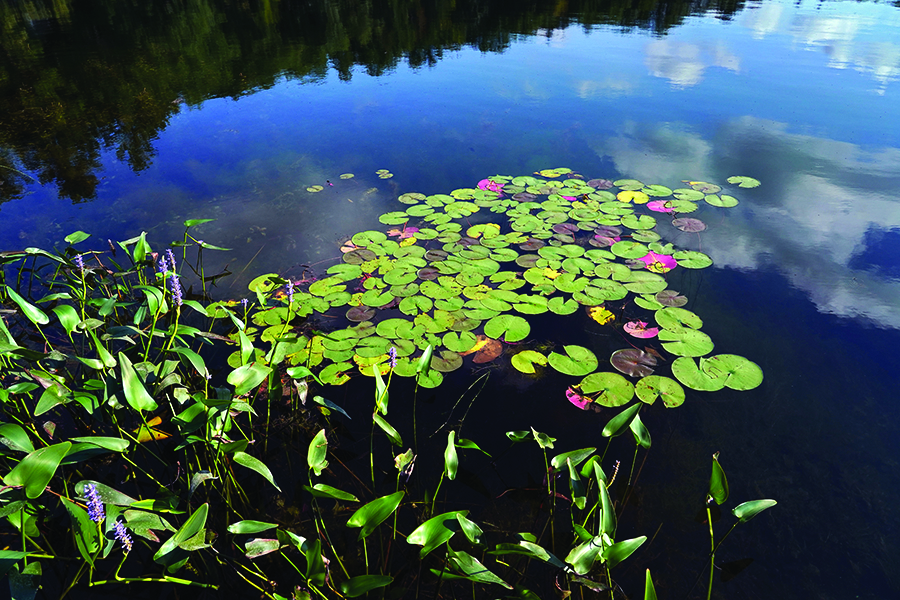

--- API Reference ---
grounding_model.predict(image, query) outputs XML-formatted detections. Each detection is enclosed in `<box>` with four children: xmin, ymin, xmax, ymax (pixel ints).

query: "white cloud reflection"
<box><xmin>644</xmin><ymin>39</ymin><xmax>740</xmax><ymax>87</ymax></box>
<box><xmin>586</xmin><ymin>117</ymin><xmax>900</xmax><ymax>328</ymax></box>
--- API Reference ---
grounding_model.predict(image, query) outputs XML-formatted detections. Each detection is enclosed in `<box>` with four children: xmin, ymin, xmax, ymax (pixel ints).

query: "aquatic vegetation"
<box><xmin>247</xmin><ymin>170</ymin><xmax>762</xmax><ymax>410</ymax></box>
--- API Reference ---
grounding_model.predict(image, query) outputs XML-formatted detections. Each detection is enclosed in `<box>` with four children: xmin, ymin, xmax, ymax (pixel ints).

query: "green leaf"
<box><xmin>3</xmin><ymin>442</ymin><xmax>71</xmax><ymax>499</ymax></box>
<box><xmin>602</xmin><ymin>403</ymin><xmax>641</xmax><ymax>438</ymax></box>
<box><xmin>629</xmin><ymin>413</ymin><xmax>651</xmax><ymax>449</ymax></box>
<box><xmin>227</xmin><ymin>362</ymin><xmax>272</xmax><ymax>397</ymax></box>
<box><xmin>726</xmin><ymin>175</ymin><xmax>761</xmax><ymax>188</ymax></box>
<box><xmin>444</xmin><ymin>431</ymin><xmax>458</xmax><ymax>481</ymax></box>
<box><xmin>339</xmin><ymin>575</ymin><xmax>394</xmax><ymax>598</ymax></box>
<box><xmin>567</xmin><ymin>458</ymin><xmax>587</xmax><ymax>510</ymax></box>
<box><xmin>598</xmin><ymin>462</ymin><xmax>616</xmax><ymax>536</ymax></box>
<box><xmin>75</xmin><ymin>480</ymin><xmax>138</xmax><ymax>506</ymax></box>
<box><xmin>118</xmin><ymin>352</ymin><xmax>158</xmax><ymax>412</ymax></box>
<box><xmin>550</xmin><ymin>447</ymin><xmax>596</xmax><ymax>470</ymax></box>
<box><xmin>373</xmin><ymin>363</ymin><xmax>389</xmax><ymax>414</ymax></box>
<box><xmin>511</xmin><ymin>350</ymin><xmax>548</xmax><ymax>374</ymax></box>
<box><xmin>373</xmin><ymin>413</ymin><xmax>403</xmax><ymax>447</ymax></box>
<box><xmin>64</xmin><ymin>499</ymin><xmax>100</xmax><ymax>565</ymax></box>
<box><xmin>531</xmin><ymin>427</ymin><xmax>556</xmax><ymax>449</ymax></box>
<box><xmin>153</xmin><ymin>503</ymin><xmax>208</xmax><ymax>570</ymax></box>
<box><xmin>645</xmin><ymin>569</ymin><xmax>658</xmax><ymax>600</ymax></box>
<box><xmin>5</xmin><ymin>286</ymin><xmax>49</xmax><ymax>326</ymax></box>
<box><xmin>484</xmin><ymin>314</ymin><xmax>530</xmax><ymax>342</ymax></box>
<box><xmin>64</xmin><ymin>230</ymin><xmax>91</xmax><ymax>244</ymax></box>
<box><xmin>566</xmin><ymin>536</ymin><xmax>604</xmax><ymax>575</ymax></box>
<box><xmin>184</xmin><ymin>218</ymin><xmax>216</xmax><ymax>227</ymax></box>
<box><xmin>51</xmin><ymin>305</ymin><xmax>80</xmax><ymax>338</ymax></box>
<box><xmin>307</xmin><ymin>429</ymin><xmax>328</xmax><ymax>476</ymax></box>
<box><xmin>303</xmin><ymin>484</ymin><xmax>359</xmax><ymax>502</ymax></box>
<box><xmin>168</xmin><ymin>347</ymin><xmax>210</xmax><ymax>380</ymax></box>
<box><xmin>407</xmin><ymin>510</ymin><xmax>466</xmax><ymax>557</ymax></box>
<box><xmin>602</xmin><ymin>536</ymin><xmax>646</xmax><ymax>568</ymax></box>
<box><xmin>0</xmin><ymin>424</ymin><xmax>34</xmax><ymax>453</ymax></box>
<box><xmin>304</xmin><ymin>539</ymin><xmax>326</xmax><ymax>586</ymax></box>
<box><xmin>456</xmin><ymin>513</ymin><xmax>484</xmax><ymax>545</ymax></box>
<box><xmin>416</xmin><ymin>345</ymin><xmax>434</xmax><ymax>375</ymax></box>
<box><xmin>732</xmin><ymin>499</ymin><xmax>776</xmax><ymax>523</ymax></box>
<box><xmin>709</xmin><ymin>452</ymin><xmax>729</xmax><ymax>505</ymax></box>
<box><xmin>635</xmin><ymin>375</ymin><xmax>685</xmax><ymax>408</ymax></box>
<box><xmin>548</xmin><ymin>345</ymin><xmax>598</xmax><ymax>376</ymax></box>
<box><xmin>701</xmin><ymin>354</ymin><xmax>764</xmax><ymax>391</ymax></box>
<box><xmin>579</xmin><ymin>372</ymin><xmax>634</xmax><ymax>407</ymax></box>
<box><xmin>448</xmin><ymin>548</ymin><xmax>512</xmax><ymax>588</ymax></box>
<box><xmin>227</xmin><ymin>520</ymin><xmax>278</xmax><ymax>534</ymax></box>
<box><xmin>346</xmin><ymin>491</ymin><xmax>404</xmax><ymax>540</ymax></box>
<box><xmin>234</xmin><ymin>451</ymin><xmax>281</xmax><ymax>492</ymax></box>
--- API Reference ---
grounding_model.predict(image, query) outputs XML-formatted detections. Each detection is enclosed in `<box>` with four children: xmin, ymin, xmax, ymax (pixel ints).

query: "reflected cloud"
<box><xmin>586</xmin><ymin>117</ymin><xmax>900</xmax><ymax>328</ymax></box>
<box><xmin>743</xmin><ymin>1</ymin><xmax>784</xmax><ymax>39</ymax></box>
<box><xmin>644</xmin><ymin>40</ymin><xmax>740</xmax><ymax>87</ymax></box>
<box><xmin>791</xmin><ymin>10</ymin><xmax>900</xmax><ymax>94</ymax></box>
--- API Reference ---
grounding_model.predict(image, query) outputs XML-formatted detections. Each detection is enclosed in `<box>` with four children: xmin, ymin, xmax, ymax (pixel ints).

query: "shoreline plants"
<box><xmin>0</xmin><ymin>169</ymin><xmax>772</xmax><ymax>599</ymax></box>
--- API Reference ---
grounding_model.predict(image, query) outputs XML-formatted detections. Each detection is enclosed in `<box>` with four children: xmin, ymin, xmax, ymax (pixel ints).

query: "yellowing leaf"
<box><xmin>617</xmin><ymin>190</ymin><xmax>649</xmax><ymax>204</ymax></box>
<box><xmin>459</xmin><ymin>335</ymin><xmax>490</xmax><ymax>356</ymax></box>
<box><xmin>588</xmin><ymin>306</ymin><xmax>615</xmax><ymax>325</ymax></box>
<box><xmin>134</xmin><ymin>417</ymin><xmax>170</xmax><ymax>443</ymax></box>
<box><xmin>542</xmin><ymin>268</ymin><xmax>561</xmax><ymax>280</ymax></box>
<box><xmin>399</xmin><ymin>237</ymin><xmax>418</xmax><ymax>247</ymax></box>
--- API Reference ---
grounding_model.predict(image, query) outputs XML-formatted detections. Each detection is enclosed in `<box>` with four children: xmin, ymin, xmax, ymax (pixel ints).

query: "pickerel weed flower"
<box><xmin>170</xmin><ymin>273</ymin><xmax>183</xmax><ymax>306</ymax></box>
<box><xmin>165</xmin><ymin>248</ymin><xmax>177</xmax><ymax>272</ymax></box>
<box><xmin>157</xmin><ymin>258</ymin><xmax>168</xmax><ymax>275</ymax></box>
<box><xmin>286</xmin><ymin>280</ymin><xmax>294</xmax><ymax>304</ymax></box>
<box><xmin>114</xmin><ymin>518</ymin><xmax>133</xmax><ymax>553</ymax></box>
<box><xmin>84</xmin><ymin>483</ymin><xmax>105</xmax><ymax>522</ymax></box>
<box><xmin>388</xmin><ymin>346</ymin><xmax>397</xmax><ymax>368</ymax></box>
<box><xmin>74</xmin><ymin>254</ymin><xmax>84</xmax><ymax>274</ymax></box>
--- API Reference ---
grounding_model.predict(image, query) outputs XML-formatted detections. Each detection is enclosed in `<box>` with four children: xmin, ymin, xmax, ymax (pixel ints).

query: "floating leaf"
<box><xmin>672</xmin><ymin>218</ymin><xmax>706</xmax><ymax>232</ymax></box>
<box><xmin>672</xmin><ymin>250</ymin><xmax>712</xmax><ymax>269</ymax></box>
<box><xmin>705</xmin><ymin>194</ymin><xmax>739</xmax><ymax>207</ymax></box>
<box><xmin>579</xmin><ymin>372</ymin><xmax>635</xmax><ymax>407</ymax></box>
<box><xmin>484</xmin><ymin>315</ymin><xmax>530</xmax><ymax>343</ymax></box>
<box><xmin>635</xmin><ymin>375</ymin><xmax>685</xmax><ymax>407</ymax></box>
<box><xmin>623</xmin><ymin>321</ymin><xmax>659</xmax><ymax>338</ymax></box>
<box><xmin>671</xmin><ymin>357</ymin><xmax>728</xmax><ymax>391</ymax></box>
<box><xmin>472</xmin><ymin>338</ymin><xmax>503</xmax><ymax>364</ymax></box>
<box><xmin>701</xmin><ymin>354</ymin><xmax>763</xmax><ymax>391</ymax></box>
<box><xmin>655</xmin><ymin>290</ymin><xmax>688</xmax><ymax>307</ymax></box>
<box><xmin>307</xmin><ymin>185</ymin><xmax>323</xmax><ymax>192</ymax></box>
<box><xmin>587</xmin><ymin>306</ymin><xmax>615</xmax><ymax>325</ymax></box>
<box><xmin>658</xmin><ymin>328</ymin><xmax>714</xmax><ymax>357</ymax></box>
<box><xmin>511</xmin><ymin>350</ymin><xmax>548</xmax><ymax>374</ymax></box>
<box><xmin>610</xmin><ymin>349</ymin><xmax>657</xmax><ymax>377</ymax></box>
<box><xmin>655</xmin><ymin>307</ymin><xmax>703</xmax><ymax>330</ymax></box>
<box><xmin>726</xmin><ymin>175</ymin><xmax>761</xmax><ymax>188</ymax></box>
<box><xmin>548</xmin><ymin>345</ymin><xmax>598</xmax><ymax>376</ymax></box>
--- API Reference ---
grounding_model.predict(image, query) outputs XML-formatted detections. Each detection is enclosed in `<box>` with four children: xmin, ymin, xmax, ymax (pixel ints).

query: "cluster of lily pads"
<box><xmin>246</xmin><ymin>169</ymin><xmax>762</xmax><ymax>409</ymax></box>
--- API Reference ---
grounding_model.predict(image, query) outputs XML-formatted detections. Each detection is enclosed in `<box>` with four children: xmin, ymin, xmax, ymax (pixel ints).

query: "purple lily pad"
<box><xmin>515</xmin><ymin>254</ymin><xmax>541</xmax><ymax>268</ymax></box>
<box><xmin>513</xmin><ymin>192</ymin><xmax>539</xmax><ymax>202</ymax></box>
<box><xmin>519</xmin><ymin>239</ymin><xmax>545</xmax><ymax>251</ymax></box>
<box><xmin>342</xmin><ymin>249</ymin><xmax>378</xmax><ymax>264</ymax></box>
<box><xmin>346</xmin><ymin>306</ymin><xmax>376</xmax><ymax>322</ymax></box>
<box><xmin>656</xmin><ymin>289</ymin><xmax>688</xmax><ymax>307</ymax></box>
<box><xmin>552</xmin><ymin>222</ymin><xmax>579</xmax><ymax>235</ymax></box>
<box><xmin>672</xmin><ymin>218</ymin><xmax>707</xmax><ymax>232</ymax></box>
<box><xmin>417</xmin><ymin>267</ymin><xmax>440</xmax><ymax>280</ymax></box>
<box><xmin>610</xmin><ymin>349</ymin><xmax>658</xmax><ymax>378</ymax></box>
<box><xmin>425</xmin><ymin>249</ymin><xmax>449</xmax><ymax>262</ymax></box>
<box><xmin>594</xmin><ymin>226</ymin><xmax>622</xmax><ymax>237</ymax></box>
<box><xmin>587</xmin><ymin>179</ymin><xmax>614</xmax><ymax>189</ymax></box>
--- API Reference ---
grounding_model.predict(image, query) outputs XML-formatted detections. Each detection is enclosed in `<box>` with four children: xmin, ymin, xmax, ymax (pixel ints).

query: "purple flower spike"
<box><xmin>114</xmin><ymin>518</ymin><xmax>133</xmax><ymax>553</ymax></box>
<box><xmin>74</xmin><ymin>254</ymin><xmax>84</xmax><ymax>274</ymax></box>
<box><xmin>285</xmin><ymin>280</ymin><xmax>294</xmax><ymax>305</ymax></box>
<box><xmin>388</xmin><ymin>346</ymin><xmax>397</xmax><ymax>368</ymax></box>
<box><xmin>165</xmin><ymin>248</ymin><xmax>177</xmax><ymax>272</ymax></box>
<box><xmin>157</xmin><ymin>258</ymin><xmax>168</xmax><ymax>275</ymax></box>
<box><xmin>170</xmin><ymin>273</ymin><xmax>184</xmax><ymax>306</ymax></box>
<box><xmin>84</xmin><ymin>483</ymin><xmax>105</xmax><ymax>522</ymax></box>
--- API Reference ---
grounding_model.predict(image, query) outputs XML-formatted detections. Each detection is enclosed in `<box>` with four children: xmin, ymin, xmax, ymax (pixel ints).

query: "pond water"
<box><xmin>2</xmin><ymin>0</ymin><xmax>900</xmax><ymax>598</ymax></box>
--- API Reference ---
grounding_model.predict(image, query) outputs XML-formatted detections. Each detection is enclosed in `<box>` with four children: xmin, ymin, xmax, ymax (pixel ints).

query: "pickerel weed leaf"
<box><xmin>407</xmin><ymin>511</ymin><xmax>466</xmax><ymax>557</ymax></box>
<box><xmin>346</xmin><ymin>491</ymin><xmax>404</xmax><ymax>540</ymax></box>
<box><xmin>234</xmin><ymin>451</ymin><xmax>281</xmax><ymax>492</ymax></box>
<box><xmin>4</xmin><ymin>442</ymin><xmax>72</xmax><ymax>499</ymax></box>
<box><xmin>339</xmin><ymin>575</ymin><xmax>394</xmax><ymax>598</ymax></box>
<box><xmin>732</xmin><ymin>499</ymin><xmax>777</xmax><ymax>523</ymax></box>
<box><xmin>709</xmin><ymin>452</ymin><xmax>729</xmax><ymax>505</ymax></box>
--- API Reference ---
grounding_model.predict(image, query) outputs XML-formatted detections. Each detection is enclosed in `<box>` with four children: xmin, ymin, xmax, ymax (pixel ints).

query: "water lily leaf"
<box><xmin>700</xmin><ymin>355</ymin><xmax>763</xmax><ymax>391</ymax></box>
<box><xmin>611</xmin><ymin>349</ymin><xmax>657</xmax><ymax>377</ymax></box>
<box><xmin>613</xmin><ymin>178</ymin><xmax>644</xmax><ymax>190</ymax></box>
<box><xmin>443</xmin><ymin>331</ymin><xmax>477</xmax><ymax>353</ymax></box>
<box><xmin>705</xmin><ymin>193</ymin><xmax>739</xmax><ymax>207</ymax></box>
<box><xmin>307</xmin><ymin>185</ymin><xmax>323</xmax><ymax>192</ymax></box>
<box><xmin>587</xmin><ymin>305</ymin><xmax>615</xmax><ymax>325</ymax></box>
<box><xmin>623</xmin><ymin>321</ymin><xmax>659</xmax><ymax>338</ymax></box>
<box><xmin>579</xmin><ymin>372</ymin><xmax>635</xmax><ymax>407</ymax></box>
<box><xmin>659</xmin><ymin>328</ymin><xmax>714</xmax><ymax>357</ymax></box>
<box><xmin>548</xmin><ymin>297</ymin><xmax>579</xmax><ymax>315</ymax></box>
<box><xmin>620</xmin><ymin>214</ymin><xmax>657</xmax><ymax>230</ymax></box>
<box><xmin>484</xmin><ymin>315</ymin><xmax>530</xmax><ymax>342</ymax></box>
<box><xmin>346</xmin><ymin>306</ymin><xmax>376</xmax><ymax>322</ymax></box>
<box><xmin>655</xmin><ymin>307</ymin><xmax>703</xmax><ymax>330</ymax></box>
<box><xmin>655</xmin><ymin>289</ymin><xmax>688</xmax><ymax>307</ymax></box>
<box><xmin>549</xmin><ymin>345</ymin><xmax>598</xmax><ymax>376</ymax></box>
<box><xmin>671</xmin><ymin>250</ymin><xmax>712</xmax><ymax>269</ymax></box>
<box><xmin>727</xmin><ymin>175</ymin><xmax>760</xmax><ymax>188</ymax></box>
<box><xmin>511</xmin><ymin>350</ymin><xmax>548</xmax><ymax>374</ymax></box>
<box><xmin>635</xmin><ymin>375</ymin><xmax>685</xmax><ymax>407</ymax></box>
<box><xmin>472</xmin><ymin>338</ymin><xmax>503</xmax><ymax>363</ymax></box>
<box><xmin>671</xmin><ymin>357</ymin><xmax>728</xmax><ymax>391</ymax></box>
<box><xmin>431</xmin><ymin>351</ymin><xmax>463</xmax><ymax>372</ymax></box>
<box><xmin>672</xmin><ymin>218</ymin><xmax>706</xmax><ymax>232</ymax></box>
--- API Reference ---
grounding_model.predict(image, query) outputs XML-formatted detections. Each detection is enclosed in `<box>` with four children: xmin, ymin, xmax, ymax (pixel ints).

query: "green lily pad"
<box><xmin>431</xmin><ymin>351</ymin><xmax>463</xmax><ymax>373</ymax></box>
<box><xmin>578</xmin><ymin>372</ymin><xmax>635</xmax><ymax>407</ymax></box>
<box><xmin>635</xmin><ymin>375</ymin><xmax>685</xmax><ymax>407</ymax></box>
<box><xmin>399</xmin><ymin>296</ymin><xmax>433</xmax><ymax>316</ymax></box>
<box><xmin>548</xmin><ymin>297</ymin><xmax>579</xmax><ymax>315</ymax></box>
<box><xmin>658</xmin><ymin>328</ymin><xmax>714</xmax><ymax>357</ymax></box>
<box><xmin>620</xmin><ymin>214</ymin><xmax>657</xmax><ymax>230</ymax></box>
<box><xmin>443</xmin><ymin>331</ymin><xmax>477</xmax><ymax>353</ymax></box>
<box><xmin>704</xmin><ymin>194</ymin><xmax>739</xmax><ymax>207</ymax></box>
<box><xmin>655</xmin><ymin>307</ymin><xmax>703</xmax><ymax>330</ymax></box>
<box><xmin>700</xmin><ymin>355</ymin><xmax>763</xmax><ymax>391</ymax></box>
<box><xmin>319</xmin><ymin>362</ymin><xmax>353</xmax><ymax>386</ymax></box>
<box><xmin>611</xmin><ymin>241</ymin><xmax>648</xmax><ymax>259</ymax></box>
<box><xmin>484</xmin><ymin>315</ymin><xmax>530</xmax><ymax>343</ymax></box>
<box><xmin>511</xmin><ymin>350</ymin><xmax>548</xmax><ymax>374</ymax></box>
<box><xmin>672</xmin><ymin>250</ymin><xmax>712</xmax><ymax>269</ymax></box>
<box><xmin>548</xmin><ymin>345</ymin><xmax>598</xmax><ymax>376</ymax></box>
<box><xmin>671</xmin><ymin>357</ymin><xmax>728</xmax><ymax>391</ymax></box>
<box><xmin>726</xmin><ymin>175</ymin><xmax>761</xmax><ymax>188</ymax></box>
<box><xmin>352</xmin><ymin>231</ymin><xmax>388</xmax><ymax>246</ymax></box>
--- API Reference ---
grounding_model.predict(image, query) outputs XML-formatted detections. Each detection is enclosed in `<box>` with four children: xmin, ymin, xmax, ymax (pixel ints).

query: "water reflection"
<box><xmin>644</xmin><ymin>39</ymin><xmax>740</xmax><ymax>87</ymax></box>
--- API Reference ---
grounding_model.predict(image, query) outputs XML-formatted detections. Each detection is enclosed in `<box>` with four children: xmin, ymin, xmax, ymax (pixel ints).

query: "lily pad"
<box><xmin>658</xmin><ymin>328</ymin><xmax>714</xmax><ymax>357</ymax></box>
<box><xmin>655</xmin><ymin>290</ymin><xmax>688</xmax><ymax>307</ymax></box>
<box><xmin>704</xmin><ymin>194</ymin><xmax>739</xmax><ymax>207</ymax></box>
<box><xmin>671</xmin><ymin>357</ymin><xmax>728</xmax><ymax>391</ymax></box>
<box><xmin>484</xmin><ymin>315</ymin><xmax>530</xmax><ymax>343</ymax></box>
<box><xmin>511</xmin><ymin>350</ymin><xmax>548</xmax><ymax>374</ymax></box>
<box><xmin>610</xmin><ymin>349</ymin><xmax>657</xmax><ymax>377</ymax></box>
<box><xmin>443</xmin><ymin>331</ymin><xmax>477</xmax><ymax>353</ymax></box>
<box><xmin>726</xmin><ymin>175</ymin><xmax>761</xmax><ymax>189</ymax></box>
<box><xmin>431</xmin><ymin>351</ymin><xmax>463</xmax><ymax>373</ymax></box>
<box><xmin>578</xmin><ymin>372</ymin><xmax>635</xmax><ymax>407</ymax></box>
<box><xmin>548</xmin><ymin>345</ymin><xmax>598</xmax><ymax>376</ymax></box>
<box><xmin>347</xmin><ymin>306</ymin><xmax>376</xmax><ymax>322</ymax></box>
<box><xmin>655</xmin><ymin>307</ymin><xmax>703</xmax><ymax>330</ymax></box>
<box><xmin>671</xmin><ymin>250</ymin><xmax>712</xmax><ymax>269</ymax></box>
<box><xmin>635</xmin><ymin>375</ymin><xmax>685</xmax><ymax>407</ymax></box>
<box><xmin>701</xmin><ymin>355</ymin><xmax>763</xmax><ymax>391</ymax></box>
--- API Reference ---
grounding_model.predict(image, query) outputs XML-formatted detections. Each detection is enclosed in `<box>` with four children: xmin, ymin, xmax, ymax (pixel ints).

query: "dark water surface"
<box><xmin>2</xmin><ymin>0</ymin><xmax>900</xmax><ymax>598</ymax></box>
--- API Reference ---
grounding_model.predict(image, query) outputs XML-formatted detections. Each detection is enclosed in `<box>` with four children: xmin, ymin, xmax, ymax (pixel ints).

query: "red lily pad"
<box><xmin>610</xmin><ymin>349</ymin><xmax>657</xmax><ymax>377</ymax></box>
